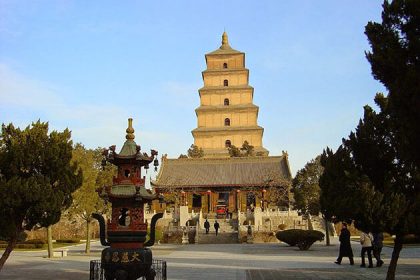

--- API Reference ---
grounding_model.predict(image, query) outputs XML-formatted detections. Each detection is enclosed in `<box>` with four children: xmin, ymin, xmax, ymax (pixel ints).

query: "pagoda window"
<box><xmin>224</xmin><ymin>98</ymin><xmax>229</xmax><ymax>106</ymax></box>
<box><xmin>223</xmin><ymin>63</ymin><xmax>228</xmax><ymax>69</ymax></box>
<box><xmin>224</xmin><ymin>118</ymin><xmax>230</xmax><ymax>126</ymax></box>
<box><xmin>225</xmin><ymin>140</ymin><xmax>231</xmax><ymax>147</ymax></box>
<box><xmin>223</xmin><ymin>79</ymin><xmax>228</xmax><ymax>87</ymax></box>
<box><xmin>124</xmin><ymin>169</ymin><xmax>130</xmax><ymax>178</ymax></box>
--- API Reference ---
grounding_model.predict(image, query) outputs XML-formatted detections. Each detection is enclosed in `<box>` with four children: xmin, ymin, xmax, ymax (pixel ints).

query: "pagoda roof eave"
<box><xmin>205</xmin><ymin>48</ymin><xmax>244</xmax><ymax>56</ymax></box>
<box><xmin>108</xmin><ymin>154</ymin><xmax>154</xmax><ymax>165</ymax></box>
<box><xmin>152</xmin><ymin>156</ymin><xmax>292</xmax><ymax>189</ymax></box>
<box><xmin>198</xmin><ymin>85</ymin><xmax>254</xmax><ymax>92</ymax></box>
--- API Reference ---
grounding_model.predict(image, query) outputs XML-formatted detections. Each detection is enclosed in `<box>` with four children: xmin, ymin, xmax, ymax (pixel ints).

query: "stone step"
<box><xmin>199</xmin><ymin>229</ymin><xmax>238</xmax><ymax>234</ymax></box>
<box><xmin>198</xmin><ymin>227</ymin><xmax>237</xmax><ymax>233</ymax></box>
<box><xmin>197</xmin><ymin>232</ymin><xmax>239</xmax><ymax>244</ymax></box>
<box><xmin>200</xmin><ymin>219</ymin><xmax>238</xmax><ymax>231</ymax></box>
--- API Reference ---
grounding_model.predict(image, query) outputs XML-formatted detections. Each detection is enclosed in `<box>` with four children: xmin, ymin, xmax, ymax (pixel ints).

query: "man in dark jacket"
<box><xmin>214</xmin><ymin>220</ymin><xmax>220</xmax><ymax>236</ymax></box>
<box><xmin>335</xmin><ymin>223</ymin><xmax>354</xmax><ymax>265</ymax></box>
<box><xmin>372</xmin><ymin>232</ymin><xmax>384</xmax><ymax>267</ymax></box>
<box><xmin>204</xmin><ymin>219</ymin><xmax>210</xmax><ymax>234</ymax></box>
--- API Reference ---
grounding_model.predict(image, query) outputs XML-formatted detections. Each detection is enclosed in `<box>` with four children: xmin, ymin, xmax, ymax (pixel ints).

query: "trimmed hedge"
<box><xmin>277</xmin><ymin>224</ymin><xmax>287</xmax><ymax>230</ymax></box>
<box><xmin>0</xmin><ymin>243</ymin><xmax>44</xmax><ymax>249</ymax></box>
<box><xmin>402</xmin><ymin>234</ymin><xmax>420</xmax><ymax>244</ymax></box>
<box><xmin>55</xmin><ymin>239</ymin><xmax>80</xmax><ymax>243</ymax></box>
<box><xmin>276</xmin><ymin>229</ymin><xmax>324</xmax><ymax>250</ymax></box>
<box><xmin>24</xmin><ymin>239</ymin><xmax>46</xmax><ymax>245</ymax></box>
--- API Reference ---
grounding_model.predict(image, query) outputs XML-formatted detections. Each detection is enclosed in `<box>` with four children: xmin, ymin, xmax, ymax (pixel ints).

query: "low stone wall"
<box><xmin>252</xmin><ymin>231</ymin><xmax>278</xmax><ymax>243</ymax></box>
<box><xmin>238</xmin><ymin>225</ymin><xmax>279</xmax><ymax>244</ymax></box>
<box><xmin>162</xmin><ymin>226</ymin><xmax>196</xmax><ymax>244</ymax></box>
<box><xmin>162</xmin><ymin>230</ymin><xmax>183</xmax><ymax>244</ymax></box>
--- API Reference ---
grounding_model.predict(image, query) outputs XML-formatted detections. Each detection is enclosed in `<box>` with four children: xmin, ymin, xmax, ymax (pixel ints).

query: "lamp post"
<box><xmin>207</xmin><ymin>190</ymin><xmax>211</xmax><ymax>213</ymax></box>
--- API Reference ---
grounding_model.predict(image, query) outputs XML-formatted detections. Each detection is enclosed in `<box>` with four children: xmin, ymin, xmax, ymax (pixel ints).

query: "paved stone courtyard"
<box><xmin>1</xmin><ymin>237</ymin><xmax>419</xmax><ymax>280</ymax></box>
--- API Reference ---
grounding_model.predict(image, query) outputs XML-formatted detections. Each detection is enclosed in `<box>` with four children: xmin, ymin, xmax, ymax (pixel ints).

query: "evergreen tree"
<box><xmin>363</xmin><ymin>1</ymin><xmax>420</xmax><ymax>278</ymax></box>
<box><xmin>365</xmin><ymin>0</ymin><xmax>420</xmax><ymax>172</ymax></box>
<box><xmin>292</xmin><ymin>156</ymin><xmax>323</xmax><ymax>216</ymax></box>
<box><xmin>187</xmin><ymin>144</ymin><xmax>204</xmax><ymax>158</ymax></box>
<box><xmin>0</xmin><ymin>121</ymin><xmax>82</xmax><ymax>270</ymax></box>
<box><xmin>228</xmin><ymin>145</ymin><xmax>241</xmax><ymax>157</ymax></box>
<box><xmin>229</xmin><ymin>141</ymin><xmax>255</xmax><ymax>157</ymax></box>
<box><xmin>320</xmin><ymin>98</ymin><xmax>418</xmax><ymax>279</ymax></box>
<box><xmin>67</xmin><ymin>145</ymin><xmax>114</xmax><ymax>254</ymax></box>
<box><xmin>240</xmin><ymin>141</ymin><xmax>254</xmax><ymax>156</ymax></box>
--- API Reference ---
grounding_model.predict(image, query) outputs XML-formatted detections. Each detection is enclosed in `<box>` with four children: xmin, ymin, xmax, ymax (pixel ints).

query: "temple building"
<box><xmin>152</xmin><ymin>33</ymin><xmax>292</xmax><ymax>216</ymax></box>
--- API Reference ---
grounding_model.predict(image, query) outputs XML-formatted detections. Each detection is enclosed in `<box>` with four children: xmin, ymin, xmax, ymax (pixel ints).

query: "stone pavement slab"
<box><xmin>245</xmin><ymin>266</ymin><xmax>420</xmax><ymax>280</ymax></box>
<box><xmin>1</xmin><ymin>238</ymin><xmax>419</xmax><ymax>280</ymax></box>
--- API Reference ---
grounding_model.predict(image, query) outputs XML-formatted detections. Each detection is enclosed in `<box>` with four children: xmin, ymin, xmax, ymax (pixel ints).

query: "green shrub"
<box><xmin>15</xmin><ymin>244</ymin><xmax>38</xmax><ymax>249</ymax></box>
<box><xmin>402</xmin><ymin>234</ymin><xmax>420</xmax><ymax>244</ymax></box>
<box><xmin>16</xmin><ymin>244</ymin><xmax>34</xmax><ymax>249</ymax></box>
<box><xmin>56</xmin><ymin>239</ymin><xmax>80</xmax><ymax>244</ymax></box>
<box><xmin>0</xmin><ymin>242</ymin><xmax>45</xmax><ymax>249</ymax></box>
<box><xmin>24</xmin><ymin>239</ymin><xmax>46</xmax><ymax>245</ymax></box>
<box><xmin>276</xmin><ymin>229</ymin><xmax>324</xmax><ymax>250</ymax></box>
<box><xmin>277</xmin><ymin>224</ymin><xmax>287</xmax><ymax>230</ymax></box>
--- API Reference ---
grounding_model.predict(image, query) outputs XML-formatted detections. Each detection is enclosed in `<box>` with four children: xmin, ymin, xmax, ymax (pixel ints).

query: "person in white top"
<box><xmin>360</xmin><ymin>231</ymin><xmax>374</xmax><ymax>268</ymax></box>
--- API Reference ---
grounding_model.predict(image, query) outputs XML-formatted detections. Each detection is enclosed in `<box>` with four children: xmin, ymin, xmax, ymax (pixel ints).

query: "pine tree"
<box><xmin>320</xmin><ymin>98</ymin><xmax>418</xmax><ymax>279</ymax></box>
<box><xmin>0</xmin><ymin>121</ymin><xmax>82</xmax><ymax>270</ymax></box>
<box><xmin>187</xmin><ymin>144</ymin><xmax>204</xmax><ymax>158</ymax></box>
<box><xmin>363</xmin><ymin>2</ymin><xmax>420</xmax><ymax>278</ymax></box>
<box><xmin>292</xmin><ymin>156</ymin><xmax>323</xmax><ymax>216</ymax></box>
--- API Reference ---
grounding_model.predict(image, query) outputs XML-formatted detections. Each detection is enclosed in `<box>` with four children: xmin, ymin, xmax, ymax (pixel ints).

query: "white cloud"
<box><xmin>0</xmin><ymin>63</ymin><xmax>61</xmax><ymax>108</ymax></box>
<box><xmin>0</xmin><ymin>63</ymin><xmax>131</xmax><ymax>146</ymax></box>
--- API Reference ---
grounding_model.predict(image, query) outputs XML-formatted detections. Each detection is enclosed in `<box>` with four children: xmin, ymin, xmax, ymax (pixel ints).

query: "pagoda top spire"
<box><xmin>221</xmin><ymin>31</ymin><xmax>230</xmax><ymax>50</ymax></box>
<box><xmin>126</xmin><ymin>118</ymin><xmax>135</xmax><ymax>140</ymax></box>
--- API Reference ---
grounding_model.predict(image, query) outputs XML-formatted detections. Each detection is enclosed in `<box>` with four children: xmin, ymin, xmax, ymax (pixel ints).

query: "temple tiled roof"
<box><xmin>152</xmin><ymin>155</ymin><xmax>292</xmax><ymax>188</ymax></box>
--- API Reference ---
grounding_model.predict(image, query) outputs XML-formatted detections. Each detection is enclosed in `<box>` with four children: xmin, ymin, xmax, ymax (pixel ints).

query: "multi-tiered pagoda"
<box><xmin>192</xmin><ymin>32</ymin><xmax>268</xmax><ymax>157</ymax></box>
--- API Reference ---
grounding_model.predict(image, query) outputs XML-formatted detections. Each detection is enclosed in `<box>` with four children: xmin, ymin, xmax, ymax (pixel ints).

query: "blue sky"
<box><xmin>0</xmin><ymin>1</ymin><xmax>385</xmax><ymax>175</ymax></box>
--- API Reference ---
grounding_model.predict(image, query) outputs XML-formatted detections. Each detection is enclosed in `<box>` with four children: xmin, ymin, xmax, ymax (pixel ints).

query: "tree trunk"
<box><xmin>0</xmin><ymin>236</ymin><xmax>17</xmax><ymax>271</ymax></box>
<box><xmin>386</xmin><ymin>235</ymin><xmax>403</xmax><ymax>280</ymax></box>
<box><xmin>47</xmin><ymin>225</ymin><xmax>53</xmax><ymax>258</ymax></box>
<box><xmin>85</xmin><ymin>219</ymin><xmax>91</xmax><ymax>254</ymax></box>
<box><xmin>324</xmin><ymin>218</ymin><xmax>330</xmax><ymax>246</ymax></box>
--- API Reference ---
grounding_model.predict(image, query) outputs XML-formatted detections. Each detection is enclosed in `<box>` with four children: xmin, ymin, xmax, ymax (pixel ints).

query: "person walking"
<box><xmin>214</xmin><ymin>220</ymin><xmax>220</xmax><ymax>236</ymax></box>
<box><xmin>372</xmin><ymin>231</ymin><xmax>384</xmax><ymax>267</ymax></box>
<box><xmin>335</xmin><ymin>222</ymin><xmax>354</xmax><ymax>265</ymax></box>
<box><xmin>204</xmin><ymin>219</ymin><xmax>210</xmax><ymax>234</ymax></box>
<box><xmin>360</xmin><ymin>231</ymin><xmax>374</xmax><ymax>268</ymax></box>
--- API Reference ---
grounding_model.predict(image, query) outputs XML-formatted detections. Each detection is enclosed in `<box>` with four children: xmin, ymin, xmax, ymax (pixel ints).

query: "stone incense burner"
<box><xmin>93</xmin><ymin>118</ymin><xmax>162</xmax><ymax>280</ymax></box>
